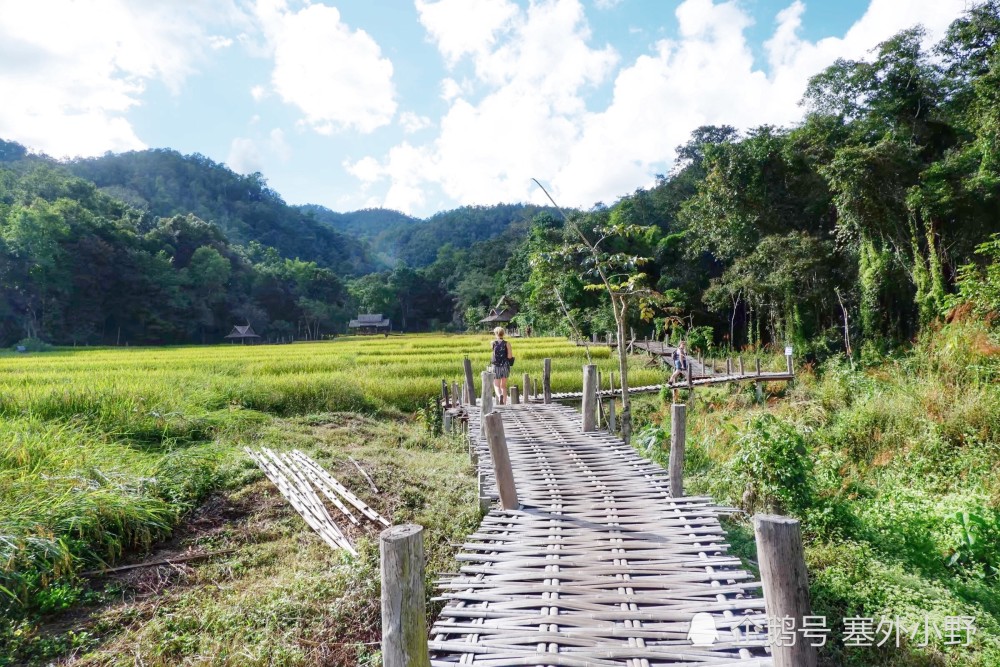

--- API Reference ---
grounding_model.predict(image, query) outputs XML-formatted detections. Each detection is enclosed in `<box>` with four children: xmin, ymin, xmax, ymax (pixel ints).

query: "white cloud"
<box><xmin>0</xmin><ymin>0</ymin><xmax>244</xmax><ymax>158</ymax></box>
<box><xmin>208</xmin><ymin>35</ymin><xmax>234</xmax><ymax>49</ymax></box>
<box><xmin>355</xmin><ymin>0</ymin><xmax>969</xmax><ymax>213</ymax></box>
<box><xmin>399</xmin><ymin>111</ymin><xmax>433</xmax><ymax>133</ymax></box>
<box><xmin>227</xmin><ymin>137</ymin><xmax>263</xmax><ymax>174</ymax></box>
<box><xmin>416</xmin><ymin>0</ymin><xmax>519</xmax><ymax>65</ymax></box>
<box><xmin>254</xmin><ymin>2</ymin><xmax>397</xmax><ymax>134</ymax></box>
<box><xmin>250</xmin><ymin>84</ymin><xmax>267</xmax><ymax>101</ymax></box>
<box><xmin>594</xmin><ymin>0</ymin><xmax>623</xmax><ymax>9</ymax></box>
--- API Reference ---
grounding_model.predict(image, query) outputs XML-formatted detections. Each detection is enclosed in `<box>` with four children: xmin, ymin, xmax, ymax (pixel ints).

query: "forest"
<box><xmin>1</xmin><ymin>3</ymin><xmax>999</xmax><ymax>357</ymax></box>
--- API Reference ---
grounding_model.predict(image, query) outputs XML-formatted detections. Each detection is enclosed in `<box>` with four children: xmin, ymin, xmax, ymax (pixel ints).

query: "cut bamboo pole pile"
<box><xmin>246</xmin><ymin>447</ymin><xmax>393</xmax><ymax>556</ymax></box>
<box><xmin>432</xmin><ymin>403</ymin><xmax>771</xmax><ymax>665</ymax></box>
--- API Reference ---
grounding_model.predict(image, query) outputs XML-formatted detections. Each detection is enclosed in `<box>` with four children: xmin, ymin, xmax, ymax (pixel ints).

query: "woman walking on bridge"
<box><xmin>669</xmin><ymin>340</ymin><xmax>688</xmax><ymax>384</ymax></box>
<box><xmin>490</xmin><ymin>327</ymin><xmax>514</xmax><ymax>404</ymax></box>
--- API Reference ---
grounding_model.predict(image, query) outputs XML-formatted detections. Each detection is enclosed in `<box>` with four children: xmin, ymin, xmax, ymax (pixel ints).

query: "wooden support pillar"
<box><xmin>669</xmin><ymin>403</ymin><xmax>686</xmax><ymax>497</ymax></box>
<box><xmin>608</xmin><ymin>399</ymin><xmax>616</xmax><ymax>432</ymax></box>
<box><xmin>582</xmin><ymin>364</ymin><xmax>597</xmax><ymax>432</ymax></box>
<box><xmin>726</xmin><ymin>358</ymin><xmax>732</xmax><ymax>375</ymax></box>
<box><xmin>738</xmin><ymin>356</ymin><xmax>744</xmax><ymax>375</ymax></box>
<box><xmin>786</xmin><ymin>349</ymin><xmax>794</xmax><ymax>375</ymax></box>
<box><xmin>756</xmin><ymin>357</ymin><xmax>762</xmax><ymax>376</ymax></box>
<box><xmin>596</xmin><ymin>370</ymin><xmax>603</xmax><ymax>429</ymax></box>
<box><xmin>452</xmin><ymin>381</ymin><xmax>460</xmax><ymax>406</ymax></box>
<box><xmin>687</xmin><ymin>368</ymin><xmax>694</xmax><ymax>390</ymax></box>
<box><xmin>543</xmin><ymin>358</ymin><xmax>552</xmax><ymax>404</ymax></box>
<box><xmin>753</xmin><ymin>515</ymin><xmax>817</xmax><ymax>667</ymax></box>
<box><xmin>443</xmin><ymin>411</ymin><xmax>452</xmax><ymax>432</ymax></box>
<box><xmin>523</xmin><ymin>373</ymin><xmax>530</xmax><ymax>401</ymax></box>
<box><xmin>380</xmin><ymin>524</ymin><xmax>430</xmax><ymax>667</ymax></box>
<box><xmin>483</xmin><ymin>412</ymin><xmax>518</xmax><ymax>510</ymax></box>
<box><xmin>480</xmin><ymin>371</ymin><xmax>493</xmax><ymax>436</ymax></box>
<box><xmin>509</xmin><ymin>385</ymin><xmax>520</xmax><ymax>404</ymax></box>
<box><xmin>756</xmin><ymin>381</ymin><xmax>764</xmax><ymax>404</ymax></box>
<box><xmin>441</xmin><ymin>380</ymin><xmax>450</xmax><ymax>408</ymax></box>
<box><xmin>463</xmin><ymin>358</ymin><xmax>475</xmax><ymax>405</ymax></box>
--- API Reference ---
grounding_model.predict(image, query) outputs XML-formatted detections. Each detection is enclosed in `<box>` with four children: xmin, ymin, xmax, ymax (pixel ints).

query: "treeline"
<box><xmin>0</xmin><ymin>156</ymin><xmax>349</xmax><ymax>345</ymax></box>
<box><xmin>3</xmin><ymin>3</ymin><xmax>998</xmax><ymax>350</ymax></box>
<box><xmin>449</xmin><ymin>3</ymin><xmax>1000</xmax><ymax>356</ymax></box>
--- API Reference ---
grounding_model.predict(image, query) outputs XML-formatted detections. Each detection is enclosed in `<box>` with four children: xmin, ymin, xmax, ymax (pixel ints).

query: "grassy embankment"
<box><xmin>634</xmin><ymin>320</ymin><xmax>1000</xmax><ymax>666</ymax></box>
<box><xmin>0</xmin><ymin>334</ymin><xmax>663</xmax><ymax>665</ymax></box>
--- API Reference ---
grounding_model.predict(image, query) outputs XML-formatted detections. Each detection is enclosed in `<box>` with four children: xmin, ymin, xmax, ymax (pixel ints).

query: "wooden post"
<box><xmin>753</xmin><ymin>515</ymin><xmax>817</xmax><ymax>667</ymax></box>
<box><xmin>452</xmin><ymin>381</ymin><xmax>460</xmax><ymax>406</ymax></box>
<box><xmin>738</xmin><ymin>356</ymin><xmax>744</xmax><ymax>375</ymax></box>
<box><xmin>543</xmin><ymin>358</ymin><xmax>552</xmax><ymax>404</ymax></box>
<box><xmin>480</xmin><ymin>371</ymin><xmax>493</xmax><ymax>436</ymax></box>
<box><xmin>582</xmin><ymin>364</ymin><xmax>597</xmax><ymax>432</ymax></box>
<box><xmin>726</xmin><ymin>358</ymin><xmax>732</xmax><ymax>375</ymax></box>
<box><xmin>477</xmin><ymin>472</ymin><xmax>491</xmax><ymax>513</ymax></box>
<box><xmin>756</xmin><ymin>381</ymin><xmax>764</xmax><ymax>404</ymax></box>
<box><xmin>463</xmin><ymin>358</ymin><xmax>475</xmax><ymax>405</ymax></box>
<box><xmin>669</xmin><ymin>403</ymin><xmax>686</xmax><ymax>497</ymax></box>
<box><xmin>596</xmin><ymin>370</ymin><xmax>603</xmax><ymax>429</ymax></box>
<box><xmin>441</xmin><ymin>380</ymin><xmax>450</xmax><ymax>408</ymax></box>
<box><xmin>687</xmin><ymin>368</ymin><xmax>693</xmax><ymax>389</ymax></box>
<box><xmin>483</xmin><ymin>412</ymin><xmax>518</xmax><ymax>510</ymax></box>
<box><xmin>786</xmin><ymin>349</ymin><xmax>794</xmax><ymax>375</ymax></box>
<box><xmin>608</xmin><ymin>399</ymin><xmax>616</xmax><ymax>432</ymax></box>
<box><xmin>509</xmin><ymin>385</ymin><xmax>520</xmax><ymax>404</ymax></box>
<box><xmin>756</xmin><ymin>357</ymin><xmax>761</xmax><ymax>376</ymax></box>
<box><xmin>380</xmin><ymin>524</ymin><xmax>430</xmax><ymax>667</ymax></box>
<box><xmin>592</xmin><ymin>332</ymin><xmax>598</xmax><ymax>343</ymax></box>
<box><xmin>443</xmin><ymin>411</ymin><xmax>452</xmax><ymax>432</ymax></box>
<box><xmin>523</xmin><ymin>373</ymin><xmax>530</xmax><ymax>401</ymax></box>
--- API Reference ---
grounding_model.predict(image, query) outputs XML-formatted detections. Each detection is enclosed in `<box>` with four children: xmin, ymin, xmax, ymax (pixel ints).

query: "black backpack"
<box><xmin>492</xmin><ymin>340</ymin><xmax>508</xmax><ymax>366</ymax></box>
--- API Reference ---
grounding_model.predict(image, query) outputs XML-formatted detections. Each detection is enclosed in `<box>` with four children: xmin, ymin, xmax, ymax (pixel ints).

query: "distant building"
<box><xmin>349</xmin><ymin>313</ymin><xmax>392</xmax><ymax>335</ymax></box>
<box><xmin>225</xmin><ymin>324</ymin><xmax>261</xmax><ymax>344</ymax></box>
<box><xmin>479</xmin><ymin>297</ymin><xmax>518</xmax><ymax>333</ymax></box>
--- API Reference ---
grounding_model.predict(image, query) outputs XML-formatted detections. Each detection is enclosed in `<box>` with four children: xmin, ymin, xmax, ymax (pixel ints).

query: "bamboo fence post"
<box><xmin>753</xmin><ymin>515</ymin><xmax>817</xmax><ymax>667</ymax></box>
<box><xmin>596</xmin><ymin>370</ymin><xmax>603</xmax><ymax>429</ymax></box>
<box><xmin>669</xmin><ymin>403</ymin><xmax>686</xmax><ymax>497</ymax></box>
<box><xmin>523</xmin><ymin>373</ymin><xmax>530</xmax><ymax>401</ymax></box>
<box><xmin>463</xmin><ymin>358</ymin><xmax>475</xmax><ymax>405</ymax></box>
<box><xmin>483</xmin><ymin>412</ymin><xmax>518</xmax><ymax>510</ymax></box>
<box><xmin>582</xmin><ymin>364</ymin><xmax>597</xmax><ymax>432</ymax></box>
<box><xmin>509</xmin><ymin>385</ymin><xmax>520</xmax><ymax>404</ymax></box>
<box><xmin>380</xmin><ymin>524</ymin><xmax>430</xmax><ymax>667</ymax></box>
<box><xmin>543</xmin><ymin>358</ymin><xmax>552</xmax><ymax>404</ymax></box>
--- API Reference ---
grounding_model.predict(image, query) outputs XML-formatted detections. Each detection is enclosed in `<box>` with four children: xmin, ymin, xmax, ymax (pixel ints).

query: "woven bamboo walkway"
<box><xmin>430</xmin><ymin>403</ymin><xmax>772</xmax><ymax>666</ymax></box>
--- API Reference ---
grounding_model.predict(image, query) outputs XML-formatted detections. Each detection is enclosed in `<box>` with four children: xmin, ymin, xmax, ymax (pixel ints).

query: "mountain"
<box><xmin>303</xmin><ymin>202</ymin><xmax>558</xmax><ymax>267</ymax></box>
<box><xmin>67</xmin><ymin>149</ymin><xmax>376</xmax><ymax>275</ymax></box>
<box><xmin>297</xmin><ymin>205</ymin><xmax>420</xmax><ymax>240</ymax></box>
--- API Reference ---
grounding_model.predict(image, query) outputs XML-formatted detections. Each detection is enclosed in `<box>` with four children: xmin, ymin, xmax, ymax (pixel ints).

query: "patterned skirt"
<box><xmin>490</xmin><ymin>362</ymin><xmax>511</xmax><ymax>379</ymax></box>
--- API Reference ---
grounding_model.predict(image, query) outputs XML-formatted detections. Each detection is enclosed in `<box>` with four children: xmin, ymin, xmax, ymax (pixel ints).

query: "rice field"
<box><xmin>0</xmin><ymin>334</ymin><xmax>664</xmax><ymax>623</ymax></box>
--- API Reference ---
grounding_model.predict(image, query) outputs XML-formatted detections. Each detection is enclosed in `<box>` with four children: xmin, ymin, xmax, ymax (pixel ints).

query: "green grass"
<box><xmin>632</xmin><ymin>321</ymin><xmax>1000</xmax><ymax>666</ymax></box>
<box><xmin>0</xmin><ymin>334</ymin><xmax>665</xmax><ymax>665</ymax></box>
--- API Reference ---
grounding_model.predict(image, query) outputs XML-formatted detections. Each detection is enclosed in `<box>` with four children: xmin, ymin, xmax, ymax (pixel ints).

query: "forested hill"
<box><xmin>297</xmin><ymin>205</ymin><xmax>420</xmax><ymax>241</ymax></box>
<box><xmin>67</xmin><ymin>149</ymin><xmax>375</xmax><ymax>276</ymax></box>
<box><xmin>301</xmin><ymin>202</ymin><xmax>557</xmax><ymax>266</ymax></box>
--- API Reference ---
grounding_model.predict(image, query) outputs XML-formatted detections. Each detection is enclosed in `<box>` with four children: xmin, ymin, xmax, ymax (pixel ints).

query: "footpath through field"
<box><xmin>429</xmin><ymin>403</ymin><xmax>773</xmax><ymax>666</ymax></box>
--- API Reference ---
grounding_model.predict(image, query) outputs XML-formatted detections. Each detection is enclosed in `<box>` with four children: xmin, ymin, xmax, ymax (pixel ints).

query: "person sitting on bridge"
<box><xmin>669</xmin><ymin>340</ymin><xmax>688</xmax><ymax>383</ymax></box>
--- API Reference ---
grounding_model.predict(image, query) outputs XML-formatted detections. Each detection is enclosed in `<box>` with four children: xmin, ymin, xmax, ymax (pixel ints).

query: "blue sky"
<box><xmin>0</xmin><ymin>0</ymin><xmax>970</xmax><ymax>217</ymax></box>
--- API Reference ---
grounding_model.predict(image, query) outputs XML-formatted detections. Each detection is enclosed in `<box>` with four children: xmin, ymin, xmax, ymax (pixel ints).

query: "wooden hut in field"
<box><xmin>479</xmin><ymin>297</ymin><xmax>518</xmax><ymax>334</ymax></box>
<box><xmin>225</xmin><ymin>324</ymin><xmax>261</xmax><ymax>344</ymax></box>
<box><xmin>349</xmin><ymin>313</ymin><xmax>392</xmax><ymax>335</ymax></box>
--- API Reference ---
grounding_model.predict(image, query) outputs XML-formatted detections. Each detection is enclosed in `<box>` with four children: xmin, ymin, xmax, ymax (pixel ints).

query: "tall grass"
<box><xmin>0</xmin><ymin>335</ymin><xmax>663</xmax><ymax>620</ymax></box>
<box><xmin>649</xmin><ymin>321</ymin><xmax>1000</xmax><ymax>666</ymax></box>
